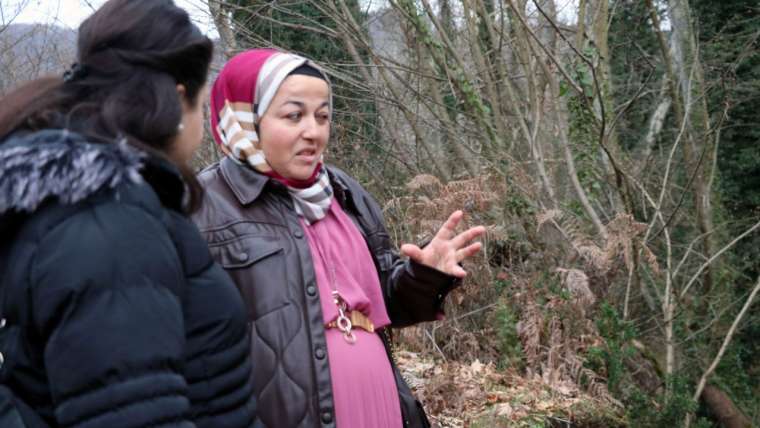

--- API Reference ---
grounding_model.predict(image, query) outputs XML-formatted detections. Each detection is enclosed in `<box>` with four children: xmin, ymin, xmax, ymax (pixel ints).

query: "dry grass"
<box><xmin>385</xmin><ymin>174</ymin><xmax>649</xmax><ymax>426</ymax></box>
<box><xmin>396</xmin><ymin>351</ymin><xmax>626</xmax><ymax>427</ymax></box>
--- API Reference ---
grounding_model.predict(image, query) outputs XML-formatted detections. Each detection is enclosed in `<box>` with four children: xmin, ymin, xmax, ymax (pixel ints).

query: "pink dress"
<box><xmin>301</xmin><ymin>202</ymin><xmax>403</xmax><ymax>428</ymax></box>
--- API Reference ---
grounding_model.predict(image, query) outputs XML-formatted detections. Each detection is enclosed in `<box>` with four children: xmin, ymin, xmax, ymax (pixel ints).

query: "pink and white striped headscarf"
<box><xmin>210</xmin><ymin>49</ymin><xmax>334</xmax><ymax>223</ymax></box>
<box><xmin>210</xmin><ymin>48</ymin><xmax>331</xmax><ymax>173</ymax></box>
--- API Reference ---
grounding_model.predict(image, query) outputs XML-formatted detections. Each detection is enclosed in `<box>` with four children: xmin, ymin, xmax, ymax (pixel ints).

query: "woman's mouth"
<box><xmin>295</xmin><ymin>148</ymin><xmax>318</xmax><ymax>161</ymax></box>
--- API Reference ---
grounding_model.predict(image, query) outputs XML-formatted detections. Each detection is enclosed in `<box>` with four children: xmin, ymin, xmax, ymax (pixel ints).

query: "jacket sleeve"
<box><xmin>29</xmin><ymin>202</ymin><xmax>195</xmax><ymax>428</ymax></box>
<box><xmin>383</xmin><ymin>251</ymin><xmax>460</xmax><ymax>327</ymax></box>
<box><xmin>352</xmin><ymin>186</ymin><xmax>461</xmax><ymax>328</ymax></box>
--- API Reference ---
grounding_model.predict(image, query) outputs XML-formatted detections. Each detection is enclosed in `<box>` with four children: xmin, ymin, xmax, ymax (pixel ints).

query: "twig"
<box><xmin>439</xmin><ymin>303</ymin><xmax>499</xmax><ymax>326</ymax></box>
<box><xmin>680</xmin><ymin>219</ymin><xmax>760</xmax><ymax>299</ymax></box>
<box><xmin>423</xmin><ymin>327</ymin><xmax>447</xmax><ymax>361</ymax></box>
<box><xmin>505</xmin><ymin>0</ymin><xmax>584</xmax><ymax>97</ymax></box>
<box><xmin>685</xmin><ymin>275</ymin><xmax>760</xmax><ymax>428</ymax></box>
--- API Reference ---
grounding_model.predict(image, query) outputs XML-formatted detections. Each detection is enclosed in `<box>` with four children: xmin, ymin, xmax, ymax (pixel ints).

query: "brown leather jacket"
<box><xmin>193</xmin><ymin>158</ymin><xmax>458</xmax><ymax>428</ymax></box>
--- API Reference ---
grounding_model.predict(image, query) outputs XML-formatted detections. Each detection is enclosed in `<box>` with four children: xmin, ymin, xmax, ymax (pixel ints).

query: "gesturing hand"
<box><xmin>400</xmin><ymin>210</ymin><xmax>486</xmax><ymax>278</ymax></box>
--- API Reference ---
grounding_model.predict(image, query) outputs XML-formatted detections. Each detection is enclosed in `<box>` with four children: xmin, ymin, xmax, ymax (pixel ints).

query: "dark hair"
<box><xmin>288</xmin><ymin>64</ymin><xmax>327</xmax><ymax>81</ymax></box>
<box><xmin>0</xmin><ymin>0</ymin><xmax>213</xmax><ymax>211</ymax></box>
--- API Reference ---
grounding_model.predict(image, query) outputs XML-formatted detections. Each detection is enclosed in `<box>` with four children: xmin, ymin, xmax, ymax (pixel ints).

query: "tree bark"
<box><xmin>667</xmin><ymin>0</ymin><xmax>717</xmax><ymax>294</ymax></box>
<box><xmin>342</xmin><ymin>2</ymin><xmax>453</xmax><ymax>180</ymax></box>
<box><xmin>701</xmin><ymin>385</ymin><xmax>753</xmax><ymax>428</ymax></box>
<box><xmin>639</xmin><ymin>78</ymin><xmax>673</xmax><ymax>168</ymax></box>
<box><xmin>208</xmin><ymin>0</ymin><xmax>237</xmax><ymax>60</ymax></box>
<box><xmin>685</xmin><ymin>274</ymin><xmax>760</xmax><ymax>427</ymax></box>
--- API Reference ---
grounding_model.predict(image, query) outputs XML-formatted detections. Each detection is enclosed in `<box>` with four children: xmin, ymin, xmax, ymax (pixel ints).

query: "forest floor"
<box><xmin>396</xmin><ymin>350</ymin><xmax>627</xmax><ymax>427</ymax></box>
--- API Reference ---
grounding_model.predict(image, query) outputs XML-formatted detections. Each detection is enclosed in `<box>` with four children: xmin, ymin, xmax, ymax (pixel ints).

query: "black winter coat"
<box><xmin>193</xmin><ymin>158</ymin><xmax>460</xmax><ymax>428</ymax></box>
<box><xmin>0</xmin><ymin>131</ymin><xmax>255</xmax><ymax>428</ymax></box>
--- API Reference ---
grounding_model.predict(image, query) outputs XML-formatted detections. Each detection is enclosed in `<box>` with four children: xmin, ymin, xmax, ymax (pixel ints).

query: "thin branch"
<box><xmin>680</xmin><ymin>219</ymin><xmax>760</xmax><ymax>299</ymax></box>
<box><xmin>685</xmin><ymin>275</ymin><xmax>760</xmax><ymax>428</ymax></box>
<box><xmin>506</xmin><ymin>0</ymin><xmax>584</xmax><ymax>97</ymax></box>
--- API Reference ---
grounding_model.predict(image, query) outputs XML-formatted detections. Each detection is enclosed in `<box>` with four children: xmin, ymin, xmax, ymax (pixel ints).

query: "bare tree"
<box><xmin>199</xmin><ymin>1</ymin><xmax>759</xmax><ymax>425</ymax></box>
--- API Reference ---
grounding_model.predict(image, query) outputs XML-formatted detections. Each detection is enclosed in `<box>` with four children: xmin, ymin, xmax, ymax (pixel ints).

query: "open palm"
<box><xmin>400</xmin><ymin>210</ymin><xmax>486</xmax><ymax>278</ymax></box>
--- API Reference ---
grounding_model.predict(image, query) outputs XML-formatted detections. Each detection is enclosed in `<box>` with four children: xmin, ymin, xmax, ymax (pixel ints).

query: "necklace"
<box><xmin>310</xmin><ymin>230</ymin><xmax>357</xmax><ymax>344</ymax></box>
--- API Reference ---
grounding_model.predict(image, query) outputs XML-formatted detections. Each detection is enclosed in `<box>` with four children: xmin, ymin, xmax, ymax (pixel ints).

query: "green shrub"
<box><xmin>494</xmin><ymin>296</ymin><xmax>524</xmax><ymax>370</ymax></box>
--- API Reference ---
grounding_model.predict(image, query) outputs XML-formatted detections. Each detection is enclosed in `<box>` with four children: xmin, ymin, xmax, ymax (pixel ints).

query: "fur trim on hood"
<box><xmin>0</xmin><ymin>130</ymin><xmax>144</xmax><ymax>214</ymax></box>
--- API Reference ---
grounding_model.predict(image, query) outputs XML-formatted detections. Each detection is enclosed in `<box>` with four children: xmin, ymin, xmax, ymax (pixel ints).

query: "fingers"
<box><xmin>400</xmin><ymin>243</ymin><xmax>424</xmax><ymax>262</ymax></box>
<box><xmin>434</xmin><ymin>210</ymin><xmax>463</xmax><ymax>241</ymax></box>
<box><xmin>451</xmin><ymin>225</ymin><xmax>487</xmax><ymax>249</ymax></box>
<box><xmin>410</xmin><ymin>211</ymin><xmax>485</xmax><ymax>277</ymax></box>
<box><xmin>448</xmin><ymin>240</ymin><xmax>482</xmax><ymax>279</ymax></box>
<box><xmin>455</xmin><ymin>241</ymin><xmax>482</xmax><ymax>262</ymax></box>
<box><xmin>450</xmin><ymin>264</ymin><xmax>468</xmax><ymax>278</ymax></box>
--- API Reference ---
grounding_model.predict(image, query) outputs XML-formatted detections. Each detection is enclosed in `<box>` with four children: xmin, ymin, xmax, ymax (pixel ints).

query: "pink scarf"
<box><xmin>210</xmin><ymin>48</ymin><xmax>334</xmax><ymax>223</ymax></box>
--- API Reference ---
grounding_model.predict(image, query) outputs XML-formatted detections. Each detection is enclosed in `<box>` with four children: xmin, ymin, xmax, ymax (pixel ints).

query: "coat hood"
<box><xmin>0</xmin><ymin>129</ymin><xmax>144</xmax><ymax>214</ymax></box>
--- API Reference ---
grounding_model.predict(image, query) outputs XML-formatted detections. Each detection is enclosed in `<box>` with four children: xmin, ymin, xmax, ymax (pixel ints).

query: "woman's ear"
<box><xmin>176</xmin><ymin>84</ymin><xmax>189</xmax><ymax>110</ymax></box>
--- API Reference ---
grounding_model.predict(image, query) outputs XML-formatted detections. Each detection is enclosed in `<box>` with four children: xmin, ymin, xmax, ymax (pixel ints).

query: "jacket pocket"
<box><xmin>210</xmin><ymin>237</ymin><xmax>290</xmax><ymax>320</ymax></box>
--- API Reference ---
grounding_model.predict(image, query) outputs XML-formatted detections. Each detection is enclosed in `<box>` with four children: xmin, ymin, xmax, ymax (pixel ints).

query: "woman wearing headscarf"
<box><xmin>0</xmin><ymin>1</ymin><xmax>254</xmax><ymax>427</ymax></box>
<box><xmin>194</xmin><ymin>48</ymin><xmax>485</xmax><ymax>428</ymax></box>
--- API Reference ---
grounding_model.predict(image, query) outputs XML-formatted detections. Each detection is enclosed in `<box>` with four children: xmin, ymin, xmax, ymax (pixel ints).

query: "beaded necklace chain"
<box><xmin>310</xmin><ymin>231</ymin><xmax>356</xmax><ymax>344</ymax></box>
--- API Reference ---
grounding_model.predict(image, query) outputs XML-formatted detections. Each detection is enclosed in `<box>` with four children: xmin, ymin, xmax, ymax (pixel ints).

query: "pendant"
<box><xmin>332</xmin><ymin>291</ymin><xmax>356</xmax><ymax>344</ymax></box>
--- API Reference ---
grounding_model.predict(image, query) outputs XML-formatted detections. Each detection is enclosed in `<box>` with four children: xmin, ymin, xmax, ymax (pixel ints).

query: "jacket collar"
<box><xmin>140</xmin><ymin>154</ymin><xmax>186</xmax><ymax>212</ymax></box>
<box><xmin>0</xmin><ymin>129</ymin><xmax>145</xmax><ymax>214</ymax></box>
<box><xmin>219</xmin><ymin>156</ymin><xmax>359</xmax><ymax>214</ymax></box>
<box><xmin>326</xmin><ymin>168</ymin><xmax>354</xmax><ymax>212</ymax></box>
<box><xmin>219</xmin><ymin>156</ymin><xmax>270</xmax><ymax>205</ymax></box>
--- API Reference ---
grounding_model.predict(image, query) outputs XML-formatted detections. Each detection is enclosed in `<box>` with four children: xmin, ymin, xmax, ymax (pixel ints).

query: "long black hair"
<box><xmin>0</xmin><ymin>0</ymin><xmax>213</xmax><ymax>211</ymax></box>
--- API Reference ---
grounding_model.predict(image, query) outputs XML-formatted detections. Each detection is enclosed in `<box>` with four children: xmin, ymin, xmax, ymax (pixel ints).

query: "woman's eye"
<box><xmin>286</xmin><ymin>112</ymin><xmax>301</xmax><ymax>121</ymax></box>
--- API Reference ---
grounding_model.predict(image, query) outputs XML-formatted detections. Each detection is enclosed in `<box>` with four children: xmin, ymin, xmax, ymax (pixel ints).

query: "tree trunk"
<box><xmin>208</xmin><ymin>0</ymin><xmax>237</xmax><ymax>59</ymax></box>
<box><xmin>667</xmin><ymin>0</ymin><xmax>717</xmax><ymax>294</ymax></box>
<box><xmin>581</xmin><ymin>0</ymin><xmax>625</xmax><ymax>213</ymax></box>
<box><xmin>701</xmin><ymin>385</ymin><xmax>753</xmax><ymax>428</ymax></box>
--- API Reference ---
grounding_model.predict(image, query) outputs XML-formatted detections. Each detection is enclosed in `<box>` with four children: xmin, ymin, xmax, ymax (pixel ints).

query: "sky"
<box><xmin>2</xmin><ymin>0</ymin><xmax>580</xmax><ymax>38</ymax></box>
<box><xmin>1</xmin><ymin>0</ymin><xmax>218</xmax><ymax>35</ymax></box>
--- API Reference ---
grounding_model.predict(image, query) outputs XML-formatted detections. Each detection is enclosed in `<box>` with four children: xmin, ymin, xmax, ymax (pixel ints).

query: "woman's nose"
<box><xmin>301</xmin><ymin>116</ymin><xmax>321</xmax><ymax>139</ymax></box>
